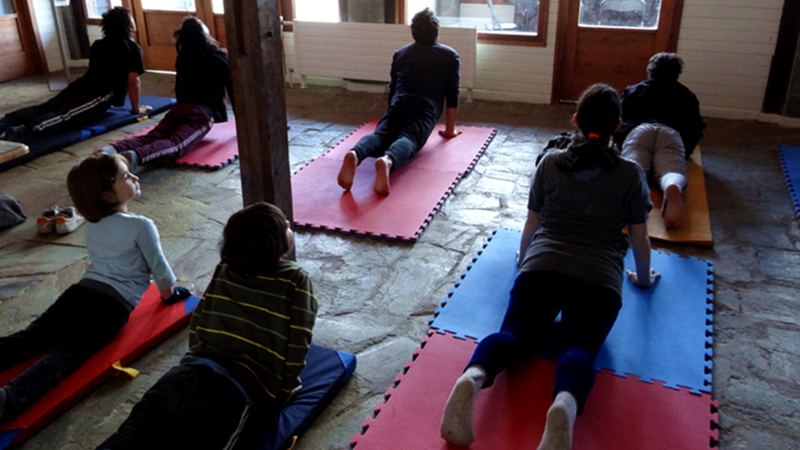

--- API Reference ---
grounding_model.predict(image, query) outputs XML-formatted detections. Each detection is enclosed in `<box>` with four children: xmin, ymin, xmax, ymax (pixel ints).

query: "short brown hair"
<box><xmin>67</xmin><ymin>153</ymin><xmax>126</xmax><ymax>223</ymax></box>
<box><xmin>221</xmin><ymin>202</ymin><xmax>290</xmax><ymax>276</ymax></box>
<box><xmin>647</xmin><ymin>52</ymin><xmax>683</xmax><ymax>81</ymax></box>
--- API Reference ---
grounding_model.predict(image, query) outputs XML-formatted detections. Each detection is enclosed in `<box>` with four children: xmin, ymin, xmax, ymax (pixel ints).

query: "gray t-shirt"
<box><xmin>520</xmin><ymin>150</ymin><xmax>652</xmax><ymax>296</ymax></box>
<box><xmin>82</xmin><ymin>212</ymin><xmax>177</xmax><ymax>308</ymax></box>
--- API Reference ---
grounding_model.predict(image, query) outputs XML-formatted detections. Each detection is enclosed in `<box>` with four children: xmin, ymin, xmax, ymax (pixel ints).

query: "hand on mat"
<box><xmin>439</xmin><ymin>129</ymin><xmax>462</xmax><ymax>139</ymax></box>
<box><xmin>162</xmin><ymin>286</ymin><xmax>192</xmax><ymax>305</ymax></box>
<box><xmin>132</xmin><ymin>105</ymin><xmax>152</xmax><ymax>115</ymax></box>
<box><xmin>626</xmin><ymin>268</ymin><xmax>660</xmax><ymax>289</ymax></box>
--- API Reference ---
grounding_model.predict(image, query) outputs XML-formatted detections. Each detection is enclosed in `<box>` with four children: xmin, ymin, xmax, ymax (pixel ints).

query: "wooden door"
<box><xmin>0</xmin><ymin>0</ymin><xmax>42</xmax><ymax>82</ymax></box>
<box><xmin>131</xmin><ymin>0</ymin><xmax>223</xmax><ymax>71</ymax></box>
<box><xmin>553</xmin><ymin>0</ymin><xmax>683</xmax><ymax>102</ymax></box>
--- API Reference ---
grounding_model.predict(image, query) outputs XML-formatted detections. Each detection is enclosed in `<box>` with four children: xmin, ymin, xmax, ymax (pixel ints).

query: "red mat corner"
<box><xmin>351</xmin><ymin>331</ymin><xmax>719</xmax><ymax>450</ymax></box>
<box><xmin>0</xmin><ymin>285</ymin><xmax>195</xmax><ymax>447</ymax></box>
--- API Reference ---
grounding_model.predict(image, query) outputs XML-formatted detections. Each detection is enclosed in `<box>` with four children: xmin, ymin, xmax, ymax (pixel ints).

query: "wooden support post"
<box><xmin>223</xmin><ymin>0</ymin><xmax>292</xmax><ymax>220</ymax></box>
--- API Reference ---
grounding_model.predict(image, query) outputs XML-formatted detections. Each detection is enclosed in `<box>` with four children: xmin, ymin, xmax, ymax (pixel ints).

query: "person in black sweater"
<box><xmin>99</xmin><ymin>16</ymin><xmax>232</xmax><ymax>170</ymax></box>
<box><xmin>0</xmin><ymin>7</ymin><xmax>148</xmax><ymax>142</ymax></box>
<box><xmin>616</xmin><ymin>53</ymin><xmax>706</xmax><ymax>228</ymax></box>
<box><xmin>337</xmin><ymin>8</ymin><xmax>461</xmax><ymax>195</ymax></box>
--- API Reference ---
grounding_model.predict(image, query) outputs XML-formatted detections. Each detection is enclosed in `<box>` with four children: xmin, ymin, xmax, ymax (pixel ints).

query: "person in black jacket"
<box><xmin>617</xmin><ymin>52</ymin><xmax>706</xmax><ymax>228</ymax></box>
<box><xmin>0</xmin><ymin>7</ymin><xmax>148</xmax><ymax>142</ymax></box>
<box><xmin>99</xmin><ymin>16</ymin><xmax>232</xmax><ymax>171</ymax></box>
<box><xmin>336</xmin><ymin>8</ymin><xmax>461</xmax><ymax>196</ymax></box>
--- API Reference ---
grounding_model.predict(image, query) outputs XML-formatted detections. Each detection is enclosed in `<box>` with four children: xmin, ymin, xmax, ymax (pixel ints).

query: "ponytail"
<box><xmin>555</xmin><ymin>84</ymin><xmax>621</xmax><ymax>173</ymax></box>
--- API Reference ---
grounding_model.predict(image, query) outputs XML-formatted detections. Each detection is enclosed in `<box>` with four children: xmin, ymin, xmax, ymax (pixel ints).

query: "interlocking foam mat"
<box><xmin>642</xmin><ymin>147</ymin><xmax>714</xmax><ymax>246</ymax></box>
<box><xmin>778</xmin><ymin>145</ymin><xmax>800</xmax><ymax>220</ymax></box>
<box><xmin>253</xmin><ymin>345</ymin><xmax>356</xmax><ymax>450</ymax></box>
<box><xmin>0</xmin><ymin>285</ymin><xmax>198</xmax><ymax>449</ymax></box>
<box><xmin>351</xmin><ymin>331</ymin><xmax>718</xmax><ymax>450</ymax></box>
<box><xmin>291</xmin><ymin>120</ymin><xmax>496</xmax><ymax>242</ymax></box>
<box><xmin>0</xmin><ymin>95</ymin><xmax>176</xmax><ymax>172</ymax></box>
<box><xmin>119</xmin><ymin>119</ymin><xmax>240</xmax><ymax>170</ymax></box>
<box><xmin>429</xmin><ymin>228</ymin><xmax>714</xmax><ymax>394</ymax></box>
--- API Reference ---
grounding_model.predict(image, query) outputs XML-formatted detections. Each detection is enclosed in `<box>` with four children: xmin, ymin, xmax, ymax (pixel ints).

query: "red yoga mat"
<box><xmin>0</xmin><ymin>285</ymin><xmax>198</xmax><ymax>448</ymax></box>
<box><xmin>350</xmin><ymin>331</ymin><xmax>718</xmax><ymax>450</ymax></box>
<box><xmin>292</xmin><ymin>120</ymin><xmax>496</xmax><ymax>241</ymax></box>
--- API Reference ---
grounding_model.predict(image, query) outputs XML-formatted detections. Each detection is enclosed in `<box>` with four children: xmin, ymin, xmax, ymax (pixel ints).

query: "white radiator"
<box><xmin>293</xmin><ymin>21</ymin><xmax>477</xmax><ymax>101</ymax></box>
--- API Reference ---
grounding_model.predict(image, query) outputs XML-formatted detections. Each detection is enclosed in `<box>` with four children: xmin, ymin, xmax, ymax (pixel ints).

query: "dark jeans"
<box><xmin>352</xmin><ymin>95</ymin><xmax>438</xmax><ymax>170</ymax></box>
<box><xmin>0</xmin><ymin>283</ymin><xmax>130</xmax><ymax>421</ymax></box>
<box><xmin>111</xmin><ymin>103</ymin><xmax>213</xmax><ymax>164</ymax></box>
<box><xmin>102</xmin><ymin>362</ymin><xmax>251</xmax><ymax>450</ymax></box>
<box><xmin>0</xmin><ymin>84</ymin><xmax>112</xmax><ymax>138</ymax></box>
<box><xmin>467</xmin><ymin>270</ymin><xmax>621</xmax><ymax>415</ymax></box>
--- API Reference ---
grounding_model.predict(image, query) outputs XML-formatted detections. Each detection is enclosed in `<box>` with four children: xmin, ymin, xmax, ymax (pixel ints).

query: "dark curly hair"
<box><xmin>102</xmin><ymin>6</ymin><xmax>134</xmax><ymax>39</ymax></box>
<box><xmin>220</xmin><ymin>202</ymin><xmax>290</xmax><ymax>277</ymax></box>
<box><xmin>173</xmin><ymin>16</ymin><xmax>219</xmax><ymax>55</ymax></box>
<box><xmin>411</xmin><ymin>8</ymin><xmax>439</xmax><ymax>45</ymax></box>
<box><xmin>647</xmin><ymin>52</ymin><xmax>683</xmax><ymax>81</ymax></box>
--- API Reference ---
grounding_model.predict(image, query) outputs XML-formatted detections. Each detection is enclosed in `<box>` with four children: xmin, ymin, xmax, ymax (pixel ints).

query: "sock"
<box><xmin>97</xmin><ymin>145</ymin><xmax>118</xmax><ymax>154</ymax></box>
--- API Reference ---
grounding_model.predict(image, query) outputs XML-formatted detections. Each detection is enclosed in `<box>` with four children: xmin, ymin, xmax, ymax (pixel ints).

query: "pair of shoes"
<box><xmin>37</xmin><ymin>206</ymin><xmax>85</xmax><ymax>234</ymax></box>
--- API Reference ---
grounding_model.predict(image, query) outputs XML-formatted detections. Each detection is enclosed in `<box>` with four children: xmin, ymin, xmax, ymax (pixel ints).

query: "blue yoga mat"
<box><xmin>429</xmin><ymin>228</ymin><xmax>714</xmax><ymax>394</ymax></box>
<box><xmin>778</xmin><ymin>146</ymin><xmax>800</xmax><ymax>219</ymax></box>
<box><xmin>0</xmin><ymin>95</ymin><xmax>175</xmax><ymax>172</ymax></box>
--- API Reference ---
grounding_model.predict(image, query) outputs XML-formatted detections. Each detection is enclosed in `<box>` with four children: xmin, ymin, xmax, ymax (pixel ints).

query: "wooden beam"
<box><xmin>223</xmin><ymin>0</ymin><xmax>293</xmax><ymax>219</ymax></box>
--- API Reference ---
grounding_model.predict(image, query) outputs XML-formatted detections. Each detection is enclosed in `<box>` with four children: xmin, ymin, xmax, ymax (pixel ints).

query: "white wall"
<box><xmin>32</xmin><ymin>0</ymin><xmax>90</xmax><ymax>72</ymax></box>
<box><xmin>677</xmin><ymin>0</ymin><xmax>784</xmax><ymax>120</ymax></box>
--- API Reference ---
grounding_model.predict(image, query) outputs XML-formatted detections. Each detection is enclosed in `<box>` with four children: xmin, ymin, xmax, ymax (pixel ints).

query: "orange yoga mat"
<box><xmin>639</xmin><ymin>147</ymin><xmax>713</xmax><ymax>246</ymax></box>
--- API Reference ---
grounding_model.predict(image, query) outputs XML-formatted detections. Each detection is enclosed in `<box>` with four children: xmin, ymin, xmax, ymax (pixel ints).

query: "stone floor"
<box><xmin>0</xmin><ymin>72</ymin><xmax>799</xmax><ymax>450</ymax></box>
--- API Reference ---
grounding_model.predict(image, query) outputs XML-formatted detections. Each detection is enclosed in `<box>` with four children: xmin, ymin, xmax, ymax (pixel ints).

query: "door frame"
<box><xmin>551</xmin><ymin>0</ymin><xmax>684</xmax><ymax>103</ymax></box>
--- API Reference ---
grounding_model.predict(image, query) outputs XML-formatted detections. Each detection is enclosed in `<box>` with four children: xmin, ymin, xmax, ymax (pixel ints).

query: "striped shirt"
<box><xmin>185</xmin><ymin>261</ymin><xmax>317</xmax><ymax>408</ymax></box>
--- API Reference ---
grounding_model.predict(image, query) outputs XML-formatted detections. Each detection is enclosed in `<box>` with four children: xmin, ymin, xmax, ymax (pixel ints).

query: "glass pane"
<box><xmin>0</xmin><ymin>0</ymin><xmax>14</xmax><ymax>16</ymax></box>
<box><xmin>579</xmin><ymin>0</ymin><xmax>661</xmax><ymax>29</ymax></box>
<box><xmin>406</xmin><ymin>0</ymin><xmax>540</xmax><ymax>35</ymax></box>
<box><xmin>295</xmin><ymin>0</ymin><xmax>340</xmax><ymax>22</ymax></box>
<box><xmin>141</xmin><ymin>0</ymin><xmax>196</xmax><ymax>12</ymax></box>
<box><xmin>212</xmin><ymin>0</ymin><xmax>223</xmax><ymax>15</ymax></box>
<box><xmin>84</xmin><ymin>0</ymin><xmax>109</xmax><ymax>19</ymax></box>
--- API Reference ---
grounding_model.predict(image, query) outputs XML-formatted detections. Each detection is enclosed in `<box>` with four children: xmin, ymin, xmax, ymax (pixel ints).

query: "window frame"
<box><xmin>82</xmin><ymin>0</ymin><xmax>131</xmax><ymax>25</ymax></box>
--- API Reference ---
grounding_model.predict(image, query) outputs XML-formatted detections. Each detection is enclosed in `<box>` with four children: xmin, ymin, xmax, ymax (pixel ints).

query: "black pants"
<box><xmin>352</xmin><ymin>95</ymin><xmax>438</xmax><ymax>170</ymax></box>
<box><xmin>0</xmin><ymin>284</ymin><xmax>130</xmax><ymax>421</ymax></box>
<box><xmin>467</xmin><ymin>270</ymin><xmax>622</xmax><ymax>415</ymax></box>
<box><xmin>102</xmin><ymin>362</ymin><xmax>251</xmax><ymax>450</ymax></box>
<box><xmin>0</xmin><ymin>84</ymin><xmax>112</xmax><ymax>139</ymax></box>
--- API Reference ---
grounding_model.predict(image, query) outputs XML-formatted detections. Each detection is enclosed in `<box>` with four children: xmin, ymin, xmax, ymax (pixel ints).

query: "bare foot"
<box><xmin>537</xmin><ymin>392</ymin><xmax>577</xmax><ymax>450</ymax></box>
<box><xmin>337</xmin><ymin>151</ymin><xmax>358</xmax><ymax>191</ymax></box>
<box><xmin>662</xmin><ymin>184</ymin><xmax>684</xmax><ymax>228</ymax></box>
<box><xmin>440</xmin><ymin>366</ymin><xmax>485</xmax><ymax>447</ymax></box>
<box><xmin>374</xmin><ymin>156</ymin><xmax>393</xmax><ymax>195</ymax></box>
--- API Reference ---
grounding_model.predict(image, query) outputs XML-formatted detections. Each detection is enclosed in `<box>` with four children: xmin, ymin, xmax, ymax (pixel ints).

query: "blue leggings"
<box><xmin>352</xmin><ymin>95</ymin><xmax>437</xmax><ymax>170</ymax></box>
<box><xmin>467</xmin><ymin>270</ymin><xmax>621</xmax><ymax>415</ymax></box>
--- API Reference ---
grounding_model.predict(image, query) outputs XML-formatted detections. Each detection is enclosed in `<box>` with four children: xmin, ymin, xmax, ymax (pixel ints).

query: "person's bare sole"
<box><xmin>663</xmin><ymin>184</ymin><xmax>684</xmax><ymax>228</ymax></box>
<box><xmin>440</xmin><ymin>374</ymin><xmax>480</xmax><ymax>447</ymax></box>
<box><xmin>537</xmin><ymin>403</ymin><xmax>573</xmax><ymax>450</ymax></box>
<box><xmin>374</xmin><ymin>157</ymin><xmax>392</xmax><ymax>195</ymax></box>
<box><xmin>337</xmin><ymin>151</ymin><xmax>358</xmax><ymax>191</ymax></box>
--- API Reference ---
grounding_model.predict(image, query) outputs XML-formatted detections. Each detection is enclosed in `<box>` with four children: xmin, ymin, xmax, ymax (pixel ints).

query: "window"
<box><xmin>405</xmin><ymin>0</ymin><xmax>548</xmax><ymax>46</ymax></box>
<box><xmin>212</xmin><ymin>0</ymin><xmax>223</xmax><ymax>15</ymax></box>
<box><xmin>141</xmin><ymin>0</ymin><xmax>195</xmax><ymax>12</ymax></box>
<box><xmin>84</xmin><ymin>0</ymin><xmax>122</xmax><ymax>19</ymax></box>
<box><xmin>294</xmin><ymin>0</ymin><xmax>340</xmax><ymax>23</ymax></box>
<box><xmin>579</xmin><ymin>0</ymin><xmax>661</xmax><ymax>30</ymax></box>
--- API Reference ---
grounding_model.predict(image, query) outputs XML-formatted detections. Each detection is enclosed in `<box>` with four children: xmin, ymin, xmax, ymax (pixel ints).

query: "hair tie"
<box><xmin>588</xmin><ymin>133</ymin><xmax>600</xmax><ymax>139</ymax></box>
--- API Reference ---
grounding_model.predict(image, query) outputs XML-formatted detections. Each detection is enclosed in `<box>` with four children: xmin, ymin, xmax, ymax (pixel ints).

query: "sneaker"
<box><xmin>36</xmin><ymin>205</ymin><xmax>61</xmax><ymax>234</ymax></box>
<box><xmin>122</xmin><ymin>150</ymin><xmax>141</xmax><ymax>173</ymax></box>
<box><xmin>55</xmin><ymin>207</ymin><xmax>85</xmax><ymax>235</ymax></box>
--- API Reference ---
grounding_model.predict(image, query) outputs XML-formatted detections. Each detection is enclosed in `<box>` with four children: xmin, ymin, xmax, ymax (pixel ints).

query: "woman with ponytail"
<box><xmin>441</xmin><ymin>84</ymin><xmax>658</xmax><ymax>450</ymax></box>
<box><xmin>99</xmin><ymin>16</ymin><xmax>232</xmax><ymax>171</ymax></box>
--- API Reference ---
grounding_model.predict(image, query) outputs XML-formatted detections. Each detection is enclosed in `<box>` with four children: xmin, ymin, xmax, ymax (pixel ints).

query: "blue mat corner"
<box><xmin>429</xmin><ymin>228</ymin><xmax>714</xmax><ymax>394</ymax></box>
<box><xmin>778</xmin><ymin>145</ymin><xmax>800</xmax><ymax>219</ymax></box>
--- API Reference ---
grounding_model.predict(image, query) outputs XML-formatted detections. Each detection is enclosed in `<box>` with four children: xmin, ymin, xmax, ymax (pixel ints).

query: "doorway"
<box><xmin>130</xmin><ymin>0</ymin><xmax>224</xmax><ymax>71</ymax></box>
<box><xmin>0</xmin><ymin>0</ymin><xmax>43</xmax><ymax>82</ymax></box>
<box><xmin>552</xmin><ymin>0</ymin><xmax>684</xmax><ymax>102</ymax></box>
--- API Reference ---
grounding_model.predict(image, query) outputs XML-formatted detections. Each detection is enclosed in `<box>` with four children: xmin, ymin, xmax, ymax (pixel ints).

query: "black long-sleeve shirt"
<box><xmin>175</xmin><ymin>48</ymin><xmax>233</xmax><ymax>123</ymax></box>
<box><xmin>388</xmin><ymin>42</ymin><xmax>460</xmax><ymax>120</ymax></box>
<box><xmin>618</xmin><ymin>78</ymin><xmax>706</xmax><ymax>157</ymax></box>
